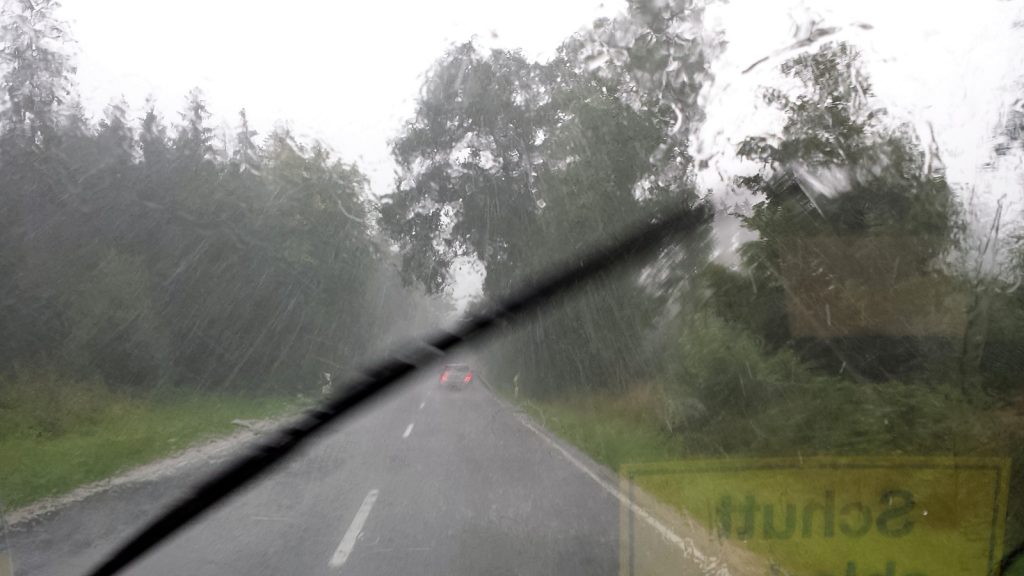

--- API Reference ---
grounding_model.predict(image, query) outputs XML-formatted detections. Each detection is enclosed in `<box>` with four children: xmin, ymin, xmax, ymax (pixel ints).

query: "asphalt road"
<box><xmin>6</xmin><ymin>374</ymin><xmax>712</xmax><ymax>576</ymax></box>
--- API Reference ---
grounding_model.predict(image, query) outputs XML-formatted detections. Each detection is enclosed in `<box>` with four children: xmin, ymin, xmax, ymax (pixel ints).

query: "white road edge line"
<box><xmin>402</xmin><ymin>423</ymin><xmax>415</xmax><ymax>439</ymax></box>
<box><xmin>329</xmin><ymin>489</ymin><xmax>379</xmax><ymax>568</ymax></box>
<box><xmin>515</xmin><ymin>415</ymin><xmax>732</xmax><ymax>576</ymax></box>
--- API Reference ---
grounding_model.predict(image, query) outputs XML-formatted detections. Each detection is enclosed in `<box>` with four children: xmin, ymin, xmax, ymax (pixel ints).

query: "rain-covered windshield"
<box><xmin>2</xmin><ymin>1</ymin><xmax>1023</xmax><ymax>575</ymax></box>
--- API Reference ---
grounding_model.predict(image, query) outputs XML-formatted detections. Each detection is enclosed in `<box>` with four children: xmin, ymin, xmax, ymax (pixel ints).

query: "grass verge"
<box><xmin>515</xmin><ymin>393</ymin><xmax>683</xmax><ymax>469</ymax></box>
<box><xmin>507</xmin><ymin>386</ymin><xmax>1021</xmax><ymax>576</ymax></box>
<box><xmin>0</xmin><ymin>391</ymin><xmax>298</xmax><ymax>511</ymax></box>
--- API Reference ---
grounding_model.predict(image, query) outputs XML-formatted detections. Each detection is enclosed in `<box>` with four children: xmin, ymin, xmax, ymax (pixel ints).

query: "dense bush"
<box><xmin>657</xmin><ymin>310</ymin><xmax>1002</xmax><ymax>457</ymax></box>
<box><xmin>660</xmin><ymin>311</ymin><xmax>807</xmax><ymax>430</ymax></box>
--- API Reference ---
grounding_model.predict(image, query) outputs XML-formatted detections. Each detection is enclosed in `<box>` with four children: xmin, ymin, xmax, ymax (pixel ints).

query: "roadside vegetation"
<box><xmin>0</xmin><ymin>1</ymin><xmax>447</xmax><ymax>511</ymax></box>
<box><xmin>510</xmin><ymin>357</ymin><xmax>1022</xmax><ymax>573</ymax></box>
<box><xmin>380</xmin><ymin>1</ymin><xmax>1024</xmax><ymax>572</ymax></box>
<box><xmin>3</xmin><ymin>0</ymin><xmax>1023</xmax><ymax>572</ymax></box>
<box><xmin>0</xmin><ymin>368</ymin><xmax>299</xmax><ymax>509</ymax></box>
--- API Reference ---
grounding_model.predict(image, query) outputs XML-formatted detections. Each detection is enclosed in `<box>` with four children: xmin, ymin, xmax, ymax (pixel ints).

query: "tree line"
<box><xmin>4</xmin><ymin>0</ymin><xmax>1023</xmax><ymax>437</ymax></box>
<box><xmin>381</xmin><ymin>1</ymin><xmax>1024</xmax><ymax>545</ymax></box>
<box><xmin>0</xmin><ymin>0</ymin><xmax>445</xmax><ymax>394</ymax></box>
<box><xmin>381</xmin><ymin>0</ymin><xmax>1024</xmax><ymax>448</ymax></box>
<box><xmin>3</xmin><ymin>0</ymin><xmax>1022</xmax><ymax>548</ymax></box>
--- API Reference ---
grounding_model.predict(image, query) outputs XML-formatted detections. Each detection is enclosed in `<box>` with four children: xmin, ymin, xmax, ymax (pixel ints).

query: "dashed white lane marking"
<box><xmin>329</xmin><ymin>489</ymin><xmax>379</xmax><ymax>568</ymax></box>
<box><xmin>418</xmin><ymin>401</ymin><xmax>426</xmax><ymax>410</ymax></box>
<box><xmin>402</xmin><ymin>423</ymin><xmax>415</xmax><ymax>439</ymax></box>
<box><xmin>515</xmin><ymin>415</ymin><xmax>731</xmax><ymax>576</ymax></box>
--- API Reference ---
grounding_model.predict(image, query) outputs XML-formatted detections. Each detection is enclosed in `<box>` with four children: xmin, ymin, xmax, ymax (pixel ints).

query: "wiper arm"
<box><xmin>84</xmin><ymin>203</ymin><xmax>712</xmax><ymax>576</ymax></box>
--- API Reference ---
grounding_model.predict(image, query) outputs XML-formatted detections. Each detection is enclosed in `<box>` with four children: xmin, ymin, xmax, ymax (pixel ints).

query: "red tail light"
<box><xmin>440</xmin><ymin>370</ymin><xmax>449</xmax><ymax>382</ymax></box>
<box><xmin>463</xmin><ymin>372</ymin><xmax>473</xmax><ymax>383</ymax></box>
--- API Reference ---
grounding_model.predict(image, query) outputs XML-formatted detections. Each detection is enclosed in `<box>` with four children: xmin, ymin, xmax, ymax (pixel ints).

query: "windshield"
<box><xmin>2</xmin><ymin>1</ymin><xmax>1023</xmax><ymax>576</ymax></box>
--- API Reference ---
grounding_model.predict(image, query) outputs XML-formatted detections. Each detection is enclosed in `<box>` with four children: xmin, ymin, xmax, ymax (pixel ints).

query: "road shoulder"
<box><xmin>479</xmin><ymin>379</ymin><xmax>769</xmax><ymax>576</ymax></box>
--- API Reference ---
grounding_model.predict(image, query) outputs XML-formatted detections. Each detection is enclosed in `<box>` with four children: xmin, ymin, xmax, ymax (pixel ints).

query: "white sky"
<box><xmin>698</xmin><ymin>0</ymin><xmax>1024</xmax><ymax>194</ymax></box>
<box><xmin>61</xmin><ymin>0</ymin><xmax>1024</xmax><ymax>198</ymax></box>
<box><xmin>693</xmin><ymin>0</ymin><xmax>1024</xmax><ymax>257</ymax></box>
<box><xmin>59</xmin><ymin>0</ymin><xmax>1024</xmax><ymax>297</ymax></box>
<box><xmin>59</xmin><ymin>0</ymin><xmax>622</xmax><ymax>196</ymax></box>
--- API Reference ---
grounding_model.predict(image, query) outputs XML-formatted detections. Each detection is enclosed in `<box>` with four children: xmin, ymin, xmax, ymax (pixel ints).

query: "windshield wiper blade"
<box><xmin>84</xmin><ymin>202</ymin><xmax>711</xmax><ymax>576</ymax></box>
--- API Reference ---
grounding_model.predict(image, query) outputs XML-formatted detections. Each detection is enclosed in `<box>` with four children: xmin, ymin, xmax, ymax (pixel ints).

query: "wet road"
<box><xmin>7</xmin><ymin>375</ymin><xmax>677</xmax><ymax>576</ymax></box>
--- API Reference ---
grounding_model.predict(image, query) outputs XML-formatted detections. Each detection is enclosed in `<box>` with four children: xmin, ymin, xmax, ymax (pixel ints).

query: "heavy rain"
<box><xmin>1</xmin><ymin>1</ymin><xmax>1023</xmax><ymax>575</ymax></box>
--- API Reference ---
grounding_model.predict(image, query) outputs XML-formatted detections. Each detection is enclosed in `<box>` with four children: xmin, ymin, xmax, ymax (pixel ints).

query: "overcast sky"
<box><xmin>59</xmin><ymin>0</ymin><xmax>621</xmax><ymax>196</ymax></box>
<box><xmin>697</xmin><ymin>0</ymin><xmax>1024</xmax><ymax>199</ymax></box>
<box><xmin>58</xmin><ymin>0</ymin><xmax>1024</xmax><ymax>296</ymax></box>
<box><xmin>60</xmin><ymin>0</ymin><xmax>1024</xmax><ymax>198</ymax></box>
<box><xmin>693</xmin><ymin>0</ymin><xmax>1024</xmax><ymax>256</ymax></box>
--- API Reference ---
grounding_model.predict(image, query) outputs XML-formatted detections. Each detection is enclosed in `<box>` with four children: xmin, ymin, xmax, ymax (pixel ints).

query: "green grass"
<box><xmin>0</xmin><ymin>392</ymin><xmax>298</xmax><ymax>510</ymax></box>
<box><xmin>517</xmin><ymin>395</ymin><xmax>683</xmax><ymax>470</ymax></box>
<box><xmin>509</xmin><ymin>388</ymin><xmax>1020</xmax><ymax>576</ymax></box>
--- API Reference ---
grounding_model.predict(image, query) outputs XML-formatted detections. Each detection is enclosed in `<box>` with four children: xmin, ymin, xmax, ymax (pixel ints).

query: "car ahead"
<box><xmin>439</xmin><ymin>364</ymin><xmax>473</xmax><ymax>390</ymax></box>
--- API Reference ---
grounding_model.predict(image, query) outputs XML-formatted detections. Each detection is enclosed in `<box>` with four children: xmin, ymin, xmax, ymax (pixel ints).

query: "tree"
<box><xmin>717</xmin><ymin>42</ymin><xmax>962</xmax><ymax>379</ymax></box>
<box><xmin>96</xmin><ymin>99</ymin><xmax>133</xmax><ymax>166</ymax></box>
<box><xmin>232</xmin><ymin>108</ymin><xmax>260</xmax><ymax>175</ymax></box>
<box><xmin>0</xmin><ymin>5</ymin><xmax>451</xmax><ymax>397</ymax></box>
<box><xmin>381</xmin><ymin>43</ymin><xmax>543</xmax><ymax>295</ymax></box>
<box><xmin>381</xmin><ymin>14</ymin><xmax>716</xmax><ymax>393</ymax></box>
<box><xmin>139</xmin><ymin>98</ymin><xmax>170</xmax><ymax>167</ymax></box>
<box><xmin>736</xmin><ymin>42</ymin><xmax>956</xmax><ymax>250</ymax></box>
<box><xmin>0</xmin><ymin>0</ymin><xmax>74</xmax><ymax>151</ymax></box>
<box><xmin>174</xmin><ymin>88</ymin><xmax>214</xmax><ymax>161</ymax></box>
<box><xmin>0</xmin><ymin>0</ymin><xmax>79</xmax><ymax>371</ymax></box>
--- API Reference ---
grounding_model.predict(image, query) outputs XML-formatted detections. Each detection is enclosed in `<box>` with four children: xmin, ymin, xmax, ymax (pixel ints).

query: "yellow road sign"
<box><xmin>620</xmin><ymin>457</ymin><xmax>1010</xmax><ymax>576</ymax></box>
